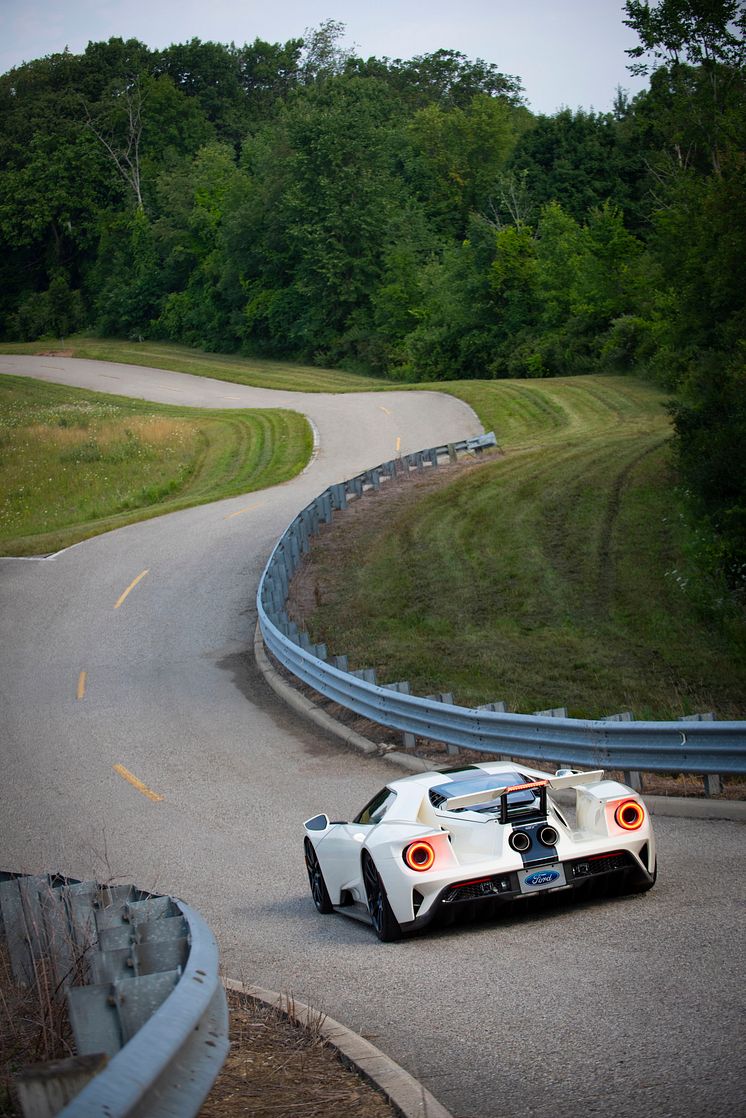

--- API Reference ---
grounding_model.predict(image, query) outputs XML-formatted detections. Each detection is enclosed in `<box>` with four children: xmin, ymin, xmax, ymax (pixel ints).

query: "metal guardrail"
<box><xmin>0</xmin><ymin>872</ymin><xmax>228</xmax><ymax>1117</ymax></box>
<box><xmin>257</xmin><ymin>437</ymin><xmax>746</xmax><ymax>779</ymax></box>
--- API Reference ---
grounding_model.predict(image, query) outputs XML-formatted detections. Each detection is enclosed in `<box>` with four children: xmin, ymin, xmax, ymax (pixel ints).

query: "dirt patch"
<box><xmin>34</xmin><ymin>350</ymin><xmax>74</xmax><ymax>357</ymax></box>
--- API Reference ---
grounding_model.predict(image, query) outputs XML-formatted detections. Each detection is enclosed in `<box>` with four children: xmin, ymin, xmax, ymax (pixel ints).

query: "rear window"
<box><xmin>429</xmin><ymin>772</ymin><xmax>536</xmax><ymax>813</ymax></box>
<box><xmin>354</xmin><ymin>788</ymin><xmax>395</xmax><ymax>825</ymax></box>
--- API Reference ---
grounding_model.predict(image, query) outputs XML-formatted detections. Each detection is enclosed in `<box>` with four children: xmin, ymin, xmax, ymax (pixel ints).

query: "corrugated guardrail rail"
<box><xmin>0</xmin><ymin>871</ymin><xmax>228</xmax><ymax>1117</ymax></box>
<box><xmin>257</xmin><ymin>435</ymin><xmax>746</xmax><ymax>781</ymax></box>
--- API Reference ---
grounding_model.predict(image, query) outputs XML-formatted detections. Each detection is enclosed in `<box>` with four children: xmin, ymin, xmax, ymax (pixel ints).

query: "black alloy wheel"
<box><xmin>362</xmin><ymin>852</ymin><xmax>402</xmax><ymax>942</ymax></box>
<box><xmin>304</xmin><ymin>838</ymin><xmax>334</xmax><ymax>914</ymax></box>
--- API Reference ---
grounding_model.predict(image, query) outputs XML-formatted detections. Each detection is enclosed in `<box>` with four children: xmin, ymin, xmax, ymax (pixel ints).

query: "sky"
<box><xmin>0</xmin><ymin>0</ymin><xmax>650</xmax><ymax>116</ymax></box>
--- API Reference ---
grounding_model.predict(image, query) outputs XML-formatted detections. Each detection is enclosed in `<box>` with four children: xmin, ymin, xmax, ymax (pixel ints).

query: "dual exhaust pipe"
<box><xmin>509</xmin><ymin>825</ymin><xmax>558</xmax><ymax>852</ymax></box>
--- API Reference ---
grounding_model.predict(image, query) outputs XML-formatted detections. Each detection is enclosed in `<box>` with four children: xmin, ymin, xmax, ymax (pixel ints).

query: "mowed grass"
<box><xmin>0</xmin><ymin>336</ymin><xmax>387</xmax><ymax>393</ymax></box>
<box><xmin>301</xmin><ymin>375</ymin><xmax>746</xmax><ymax>720</ymax></box>
<box><xmin>0</xmin><ymin>375</ymin><xmax>312</xmax><ymax>556</ymax></box>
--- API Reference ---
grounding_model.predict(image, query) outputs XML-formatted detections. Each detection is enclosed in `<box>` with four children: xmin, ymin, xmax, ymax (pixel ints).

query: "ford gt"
<box><xmin>303</xmin><ymin>761</ymin><xmax>656</xmax><ymax>941</ymax></box>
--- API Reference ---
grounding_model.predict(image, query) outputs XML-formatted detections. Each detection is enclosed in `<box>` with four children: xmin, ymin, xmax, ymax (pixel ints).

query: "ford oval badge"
<box><xmin>525</xmin><ymin>870</ymin><xmax>560</xmax><ymax>887</ymax></box>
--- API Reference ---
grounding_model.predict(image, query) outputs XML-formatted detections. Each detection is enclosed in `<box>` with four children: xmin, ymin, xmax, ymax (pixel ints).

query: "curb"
<box><xmin>254</xmin><ymin>620</ymin><xmax>378</xmax><ymax>755</ymax></box>
<box><xmin>254</xmin><ymin>624</ymin><xmax>746</xmax><ymax>822</ymax></box>
<box><xmin>223</xmin><ymin>979</ymin><xmax>454</xmax><ymax>1118</ymax></box>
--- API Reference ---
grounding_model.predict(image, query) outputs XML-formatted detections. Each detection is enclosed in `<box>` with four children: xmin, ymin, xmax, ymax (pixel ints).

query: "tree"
<box><xmin>624</xmin><ymin>0</ymin><xmax>746</xmax><ymax>173</ymax></box>
<box><xmin>405</xmin><ymin>94</ymin><xmax>526</xmax><ymax>237</ymax></box>
<box><xmin>83</xmin><ymin>77</ymin><xmax>145</xmax><ymax>208</ymax></box>
<box><xmin>300</xmin><ymin>20</ymin><xmax>357</xmax><ymax>83</ymax></box>
<box><xmin>624</xmin><ymin>0</ymin><xmax>746</xmax><ymax>72</ymax></box>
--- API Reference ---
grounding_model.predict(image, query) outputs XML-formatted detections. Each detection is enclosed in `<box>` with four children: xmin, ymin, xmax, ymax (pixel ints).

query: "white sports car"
<box><xmin>304</xmin><ymin>761</ymin><xmax>656</xmax><ymax>941</ymax></box>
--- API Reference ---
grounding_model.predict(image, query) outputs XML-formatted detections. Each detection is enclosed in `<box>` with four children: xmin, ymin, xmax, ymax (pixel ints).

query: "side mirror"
<box><xmin>304</xmin><ymin>813</ymin><xmax>330</xmax><ymax>832</ymax></box>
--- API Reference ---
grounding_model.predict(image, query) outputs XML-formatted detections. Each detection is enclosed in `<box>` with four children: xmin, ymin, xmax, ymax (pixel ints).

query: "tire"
<box><xmin>362</xmin><ymin>852</ymin><xmax>402</xmax><ymax>942</ymax></box>
<box><xmin>304</xmin><ymin>838</ymin><xmax>334</xmax><ymax>914</ymax></box>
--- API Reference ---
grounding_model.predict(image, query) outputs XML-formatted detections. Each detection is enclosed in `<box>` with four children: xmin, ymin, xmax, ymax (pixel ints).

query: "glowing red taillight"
<box><xmin>404</xmin><ymin>841</ymin><xmax>436</xmax><ymax>871</ymax></box>
<box><xmin>615</xmin><ymin>799</ymin><xmax>645</xmax><ymax>831</ymax></box>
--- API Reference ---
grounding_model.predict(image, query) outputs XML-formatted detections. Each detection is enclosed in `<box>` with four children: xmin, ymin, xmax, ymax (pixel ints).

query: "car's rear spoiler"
<box><xmin>443</xmin><ymin>770</ymin><xmax>605</xmax><ymax>813</ymax></box>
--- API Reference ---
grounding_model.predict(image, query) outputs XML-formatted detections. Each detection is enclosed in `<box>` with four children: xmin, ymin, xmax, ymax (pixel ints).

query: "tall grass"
<box><xmin>0</xmin><ymin>376</ymin><xmax>312</xmax><ymax>556</ymax></box>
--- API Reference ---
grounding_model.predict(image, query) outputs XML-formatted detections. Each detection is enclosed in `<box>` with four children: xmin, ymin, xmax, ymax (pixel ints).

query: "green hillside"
<box><xmin>301</xmin><ymin>375</ymin><xmax>746</xmax><ymax>720</ymax></box>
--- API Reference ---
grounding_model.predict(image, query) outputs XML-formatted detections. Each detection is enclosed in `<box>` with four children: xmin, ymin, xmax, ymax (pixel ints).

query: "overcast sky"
<box><xmin>0</xmin><ymin>0</ymin><xmax>650</xmax><ymax>115</ymax></box>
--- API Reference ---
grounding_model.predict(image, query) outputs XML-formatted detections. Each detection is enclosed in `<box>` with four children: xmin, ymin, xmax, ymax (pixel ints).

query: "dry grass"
<box><xmin>199</xmin><ymin>989</ymin><xmax>396</xmax><ymax>1118</ymax></box>
<box><xmin>0</xmin><ymin>942</ymin><xmax>77</xmax><ymax>1116</ymax></box>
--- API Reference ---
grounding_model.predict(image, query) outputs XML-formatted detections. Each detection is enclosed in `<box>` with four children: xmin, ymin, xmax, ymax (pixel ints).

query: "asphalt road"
<box><xmin>1</xmin><ymin>355</ymin><xmax>744</xmax><ymax>1118</ymax></box>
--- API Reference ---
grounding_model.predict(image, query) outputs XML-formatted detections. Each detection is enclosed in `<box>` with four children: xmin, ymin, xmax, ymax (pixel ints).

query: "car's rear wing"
<box><xmin>443</xmin><ymin>770</ymin><xmax>605</xmax><ymax>815</ymax></box>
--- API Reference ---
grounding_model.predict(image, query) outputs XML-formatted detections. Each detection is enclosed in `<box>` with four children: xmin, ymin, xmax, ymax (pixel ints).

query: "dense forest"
<box><xmin>1</xmin><ymin>1</ymin><xmax>744</xmax><ymax>591</ymax></box>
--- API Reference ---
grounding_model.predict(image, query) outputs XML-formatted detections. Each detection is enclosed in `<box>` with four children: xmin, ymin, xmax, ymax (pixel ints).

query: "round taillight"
<box><xmin>615</xmin><ymin>800</ymin><xmax>645</xmax><ymax>831</ymax></box>
<box><xmin>404</xmin><ymin>841</ymin><xmax>435</xmax><ymax>871</ymax></box>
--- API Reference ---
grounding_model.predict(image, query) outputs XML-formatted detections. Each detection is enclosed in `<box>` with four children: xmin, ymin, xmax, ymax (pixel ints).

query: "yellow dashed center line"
<box><xmin>114</xmin><ymin>569</ymin><xmax>149</xmax><ymax>610</ymax></box>
<box><xmin>113</xmin><ymin>764</ymin><xmax>164</xmax><ymax>802</ymax></box>
<box><xmin>224</xmin><ymin>500</ymin><xmax>264</xmax><ymax>520</ymax></box>
<box><xmin>220</xmin><ymin>394</ymin><xmax>241</xmax><ymax>400</ymax></box>
<box><xmin>395</xmin><ymin>436</ymin><xmax>401</xmax><ymax>454</ymax></box>
<box><xmin>157</xmin><ymin>384</ymin><xmax>181</xmax><ymax>392</ymax></box>
<box><xmin>76</xmin><ymin>671</ymin><xmax>87</xmax><ymax>700</ymax></box>
<box><xmin>379</xmin><ymin>405</ymin><xmax>391</xmax><ymax>415</ymax></box>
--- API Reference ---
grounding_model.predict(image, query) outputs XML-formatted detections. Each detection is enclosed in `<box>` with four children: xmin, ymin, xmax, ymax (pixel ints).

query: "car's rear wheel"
<box><xmin>362</xmin><ymin>852</ymin><xmax>402</xmax><ymax>942</ymax></box>
<box><xmin>304</xmin><ymin>838</ymin><xmax>334</xmax><ymax>914</ymax></box>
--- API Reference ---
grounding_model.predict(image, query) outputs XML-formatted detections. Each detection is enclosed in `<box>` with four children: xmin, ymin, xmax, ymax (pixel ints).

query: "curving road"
<box><xmin>1</xmin><ymin>355</ymin><xmax>744</xmax><ymax>1118</ymax></box>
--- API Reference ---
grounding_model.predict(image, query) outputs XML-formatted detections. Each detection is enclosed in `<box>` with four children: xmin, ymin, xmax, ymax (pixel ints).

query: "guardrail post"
<box><xmin>16</xmin><ymin>1053</ymin><xmax>109</xmax><ymax>1118</ymax></box>
<box><xmin>330</xmin><ymin>483</ymin><xmax>347</xmax><ymax>511</ymax></box>
<box><xmin>332</xmin><ymin>654</ymin><xmax>349</xmax><ymax>671</ymax></box>
<box><xmin>602</xmin><ymin>713</ymin><xmax>640</xmax><ymax>789</ymax></box>
<box><xmin>288</xmin><ymin>529</ymin><xmax>300</xmax><ymax>571</ymax></box>
<box><xmin>351</xmin><ymin>668</ymin><xmax>377</xmax><ymax>684</ymax></box>
<box><xmin>425</xmin><ymin>694</ymin><xmax>458</xmax><ymax>754</ymax></box>
<box><xmin>681</xmin><ymin>714</ymin><xmax>720</xmax><ymax>794</ymax></box>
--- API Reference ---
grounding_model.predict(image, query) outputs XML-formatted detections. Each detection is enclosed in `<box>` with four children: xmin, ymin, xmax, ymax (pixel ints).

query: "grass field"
<box><xmin>0</xmin><ymin>336</ymin><xmax>387</xmax><ymax>393</ymax></box>
<box><xmin>296</xmin><ymin>376</ymin><xmax>746</xmax><ymax>721</ymax></box>
<box><xmin>0</xmin><ymin>376</ymin><xmax>312</xmax><ymax>556</ymax></box>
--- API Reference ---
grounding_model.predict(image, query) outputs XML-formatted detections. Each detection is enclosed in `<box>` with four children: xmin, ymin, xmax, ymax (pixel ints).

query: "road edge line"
<box><xmin>223</xmin><ymin>978</ymin><xmax>455</xmax><ymax>1118</ymax></box>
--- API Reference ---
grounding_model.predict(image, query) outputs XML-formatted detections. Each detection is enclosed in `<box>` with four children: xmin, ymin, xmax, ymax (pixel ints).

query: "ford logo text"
<box><xmin>525</xmin><ymin>870</ymin><xmax>560</xmax><ymax>886</ymax></box>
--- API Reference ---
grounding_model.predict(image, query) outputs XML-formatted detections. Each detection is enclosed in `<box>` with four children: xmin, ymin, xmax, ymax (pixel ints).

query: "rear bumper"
<box><xmin>399</xmin><ymin>849</ymin><xmax>653</xmax><ymax>933</ymax></box>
